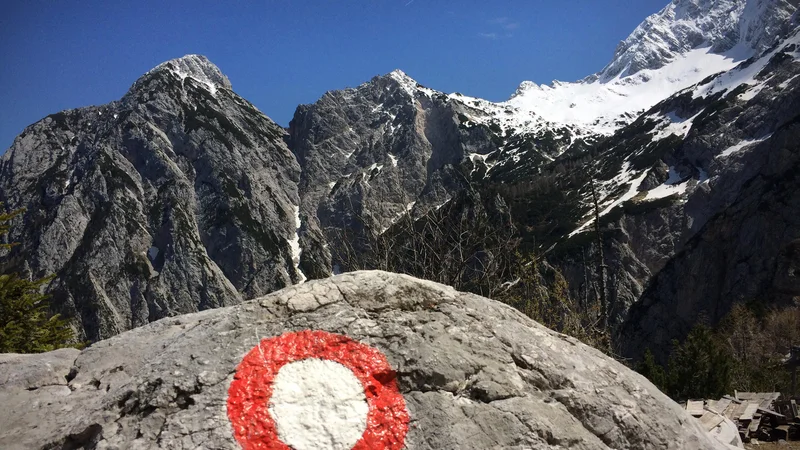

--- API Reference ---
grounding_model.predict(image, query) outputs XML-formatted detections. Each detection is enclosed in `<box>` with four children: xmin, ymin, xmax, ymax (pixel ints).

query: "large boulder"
<box><xmin>0</xmin><ymin>271</ymin><xmax>722</xmax><ymax>449</ymax></box>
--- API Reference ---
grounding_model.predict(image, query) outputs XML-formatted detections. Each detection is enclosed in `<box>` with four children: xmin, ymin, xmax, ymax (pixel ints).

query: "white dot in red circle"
<box><xmin>269</xmin><ymin>358</ymin><xmax>369</xmax><ymax>450</ymax></box>
<box><xmin>227</xmin><ymin>330</ymin><xmax>409</xmax><ymax>450</ymax></box>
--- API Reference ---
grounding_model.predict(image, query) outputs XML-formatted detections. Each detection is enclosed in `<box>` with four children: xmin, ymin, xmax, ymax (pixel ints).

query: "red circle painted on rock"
<box><xmin>227</xmin><ymin>330</ymin><xmax>409</xmax><ymax>450</ymax></box>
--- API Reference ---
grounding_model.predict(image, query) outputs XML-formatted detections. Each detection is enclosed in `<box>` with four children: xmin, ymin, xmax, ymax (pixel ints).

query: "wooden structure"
<box><xmin>689</xmin><ymin>392</ymin><xmax>785</xmax><ymax>444</ymax></box>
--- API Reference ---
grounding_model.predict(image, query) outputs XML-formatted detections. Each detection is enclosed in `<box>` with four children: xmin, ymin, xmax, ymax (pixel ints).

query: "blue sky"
<box><xmin>0</xmin><ymin>1</ymin><xmax>669</xmax><ymax>151</ymax></box>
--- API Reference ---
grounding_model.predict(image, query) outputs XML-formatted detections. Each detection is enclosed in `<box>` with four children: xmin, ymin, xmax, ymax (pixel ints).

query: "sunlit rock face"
<box><xmin>0</xmin><ymin>272</ymin><xmax>725</xmax><ymax>449</ymax></box>
<box><xmin>0</xmin><ymin>55</ymin><xmax>306</xmax><ymax>341</ymax></box>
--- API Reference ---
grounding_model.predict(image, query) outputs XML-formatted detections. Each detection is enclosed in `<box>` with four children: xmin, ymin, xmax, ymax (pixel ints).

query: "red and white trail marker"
<box><xmin>227</xmin><ymin>330</ymin><xmax>409</xmax><ymax>450</ymax></box>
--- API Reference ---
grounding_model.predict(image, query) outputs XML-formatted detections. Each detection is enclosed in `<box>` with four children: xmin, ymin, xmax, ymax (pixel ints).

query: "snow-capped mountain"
<box><xmin>1</xmin><ymin>0</ymin><xmax>798</xmax><ymax>357</ymax></box>
<box><xmin>135</xmin><ymin>53</ymin><xmax>232</xmax><ymax>95</ymax></box>
<box><xmin>601</xmin><ymin>0</ymin><xmax>795</xmax><ymax>79</ymax></box>
<box><xmin>570</xmin><ymin>23</ymin><xmax>800</xmax><ymax>236</ymax></box>
<box><xmin>506</xmin><ymin>0</ymin><xmax>798</xmax><ymax>135</ymax></box>
<box><xmin>363</xmin><ymin>0</ymin><xmax>798</xmax><ymax>168</ymax></box>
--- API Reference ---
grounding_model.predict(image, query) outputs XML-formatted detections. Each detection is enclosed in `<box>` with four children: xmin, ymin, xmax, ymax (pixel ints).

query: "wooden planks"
<box><xmin>687</xmin><ymin>400</ymin><xmax>705</xmax><ymax>417</ymax></box>
<box><xmin>731</xmin><ymin>401</ymin><xmax>750</xmax><ymax>421</ymax></box>
<box><xmin>749</xmin><ymin>415</ymin><xmax>762</xmax><ymax>434</ymax></box>
<box><xmin>757</xmin><ymin>407</ymin><xmax>785</xmax><ymax>418</ymax></box>
<box><xmin>690</xmin><ymin>392</ymin><xmax>785</xmax><ymax>442</ymax></box>
<box><xmin>699</xmin><ymin>411</ymin><xmax>726</xmax><ymax>431</ymax></box>
<box><xmin>715</xmin><ymin>398</ymin><xmax>733</xmax><ymax>417</ymax></box>
<box><xmin>723</xmin><ymin>395</ymin><xmax>742</xmax><ymax>404</ymax></box>
<box><xmin>740</xmin><ymin>403</ymin><xmax>759</xmax><ymax>422</ymax></box>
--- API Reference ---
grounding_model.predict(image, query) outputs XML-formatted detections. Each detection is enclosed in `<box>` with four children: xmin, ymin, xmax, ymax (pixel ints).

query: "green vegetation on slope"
<box><xmin>636</xmin><ymin>303</ymin><xmax>797</xmax><ymax>400</ymax></box>
<box><xmin>0</xmin><ymin>206</ymin><xmax>75</xmax><ymax>353</ymax></box>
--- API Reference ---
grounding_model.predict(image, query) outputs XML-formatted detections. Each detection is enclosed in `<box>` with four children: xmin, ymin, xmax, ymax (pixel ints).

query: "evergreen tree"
<box><xmin>666</xmin><ymin>323</ymin><xmax>733</xmax><ymax>400</ymax></box>
<box><xmin>636</xmin><ymin>348</ymin><xmax>667</xmax><ymax>392</ymax></box>
<box><xmin>0</xmin><ymin>274</ymin><xmax>74</xmax><ymax>353</ymax></box>
<box><xmin>0</xmin><ymin>205</ymin><xmax>74</xmax><ymax>353</ymax></box>
<box><xmin>0</xmin><ymin>207</ymin><xmax>22</xmax><ymax>250</ymax></box>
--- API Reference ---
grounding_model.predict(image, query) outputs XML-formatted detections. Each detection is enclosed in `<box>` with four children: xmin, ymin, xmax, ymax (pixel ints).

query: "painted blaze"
<box><xmin>227</xmin><ymin>330</ymin><xmax>409</xmax><ymax>450</ymax></box>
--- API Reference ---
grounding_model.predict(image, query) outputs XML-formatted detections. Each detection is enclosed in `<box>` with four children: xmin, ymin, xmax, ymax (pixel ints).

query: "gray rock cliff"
<box><xmin>289</xmin><ymin>71</ymin><xmax>488</xmax><ymax>276</ymax></box>
<box><xmin>0</xmin><ymin>55</ymin><xmax>305</xmax><ymax>342</ymax></box>
<box><xmin>288</xmin><ymin>70</ymin><xmax>575</xmax><ymax>276</ymax></box>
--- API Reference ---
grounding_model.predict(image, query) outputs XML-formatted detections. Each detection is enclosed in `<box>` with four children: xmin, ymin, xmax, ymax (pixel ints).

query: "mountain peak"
<box><xmin>387</xmin><ymin>69</ymin><xmax>417</xmax><ymax>85</ymax></box>
<box><xmin>388</xmin><ymin>69</ymin><xmax>414</xmax><ymax>81</ymax></box>
<box><xmin>143</xmin><ymin>54</ymin><xmax>232</xmax><ymax>94</ymax></box>
<box><xmin>386</xmin><ymin>69</ymin><xmax>422</xmax><ymax>97</ymax></box>
<box><xmin>599</xmin><ymin>0</ymin><xmax>796</xmax><ymax>80</ymax></box>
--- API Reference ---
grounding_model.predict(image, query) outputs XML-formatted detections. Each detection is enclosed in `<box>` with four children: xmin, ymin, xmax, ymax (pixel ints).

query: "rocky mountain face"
<box><xmin>0</xmin><ymin>272</ymin><xmax>727</xmax><ymax>450</ymax></box>
<box><xmin>1</xmin><ymin>0</ymin><xmax>798</xmax><ymax>364</ymax></box>
<box><xmin>287</xmin><ymin>70</ymin><xmax>562</xmax><ymax>276</ymax></box>
<box><xmin>487</xmin><ymin>22</ymin><xmax>800</xmax><ymax>360</ymax></box>
<box><xmin>506</xmin><ymin>21</ymin><xmax>800</xmax><ymax>359</ymax></box>
<box><xmin>288</xmin><ymin>70</ymin><xmax>470</xmax><ymax>277</ymax></box>
<box><xmin>0</xmin><ymin>55</ymin><xmax>305</xmax><ymax>341</ymax></box>
<box><xmin>613</xmin><ymin>28</ymin><xmax>800</xmax><ymax>357</ymax></box>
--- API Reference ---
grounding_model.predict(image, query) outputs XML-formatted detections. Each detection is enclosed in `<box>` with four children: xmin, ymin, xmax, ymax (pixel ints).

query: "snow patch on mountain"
<box><xmin>569</xmin><ymin>162</ymin><xmax>697</xmax><ymax>238</ymax></box>
<box><xmin>695</xmin><ymin>29</ymin><xmax>800</xmax><ymax>99</ymax></box>
<box><xmin>504</xmin><ymin>0</ymin><xmax>796</xmax><ymax>136</ymax></box>
<box><xmin>389</xmin><ymin>69</ymin><xmax>439</xmax><ymax>99</ymax></box>
<box><xmin>569</xmin><ymin>163</ymin><xmax>649</xmax><ymax>237</ymax></box>
<box><xmin>644</xmin><ymin>167</ymin><xmax>690</xmax><ymax>201</ymax></box>
<box><xmin>719</xmin><ymin>134</ymin><xmax>773</xmax><ymax>157</ymax></box>
<box><xmin>449</xmin><ymin>92</ymin><xmax>572</xmax><ymax>140</ymax></box>
<box><xmin>289</xmin><ymin>204</ymin><xmax>307</xmax><ymax>284</ymax></box>
<box><xmin>509</xmin><ymin>48</ymin><xmax>739</xmax><ymax>136</ymax></box>
<box><xmin>381</xmin><ymin>201</ymin><xmax>417</xmax><ymax>234</ymax></box>
<box><xmin>468</xmin><ymin>152</ymin><xmax>497</xmax><ymax>176</ymax></box>
<box><xmin>649</xmin><ymin>111</ymin><xmax>702</xmax><ymax>140</ymax></box>
<box><xmin>779</xmin><ymin>74</ymin><xmax>799</xmax><ymax>89</ymax></box>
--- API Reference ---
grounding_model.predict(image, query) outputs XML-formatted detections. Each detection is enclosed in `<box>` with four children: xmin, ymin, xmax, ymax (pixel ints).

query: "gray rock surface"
<box><xmin>0</xmin><ymin>271</ymin><xmax>722</xmax><ymax>449</ymax></box>
<box><xmin>288</xmin><ymin>71</ymin><xmax>486</xmax><ymax>277</ymax></box>
<box><xmin>0</xmin><ymin>55</ymin><xmax>305</xmax><ymax>341</ymax></box>
<box><xmin>288</xmin><ymin>70</ymin><xmax>576</xmax><ymax>277</ymax></box>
